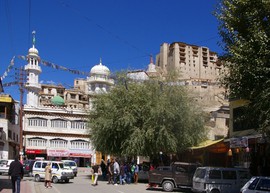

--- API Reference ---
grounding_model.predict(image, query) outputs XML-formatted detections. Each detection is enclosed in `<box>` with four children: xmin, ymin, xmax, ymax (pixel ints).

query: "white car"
<box><xmin>0</xmin><ymin>159</ymin><xmax>14</xmax><ymax>175</ymax></box>
<box><xmin>32</xmin><ymin>160</ymin><xmax>74</xmax><ymax>183</ymax></box>
<box><xmin>240</xmin><ymin>176</ymin><xmax>270</xmax><ymax>193</ymax></box>
<box><xmin>62</xmin><ymin>160</ymin><xmax>78</xmax><ymax>177</ymax></box>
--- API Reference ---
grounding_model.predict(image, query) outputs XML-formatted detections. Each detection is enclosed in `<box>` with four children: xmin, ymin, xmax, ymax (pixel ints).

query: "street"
<box><xmin>0</xmin><ymin>168</ymin><xmax>192</xmax><ymax>193</ymax></box>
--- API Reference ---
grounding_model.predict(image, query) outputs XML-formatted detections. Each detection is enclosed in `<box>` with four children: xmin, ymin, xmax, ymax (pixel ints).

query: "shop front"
<box><xmin>25</xmin><ymin>148</ymin><xmax>47</xmax><ymax>160</ymax></box>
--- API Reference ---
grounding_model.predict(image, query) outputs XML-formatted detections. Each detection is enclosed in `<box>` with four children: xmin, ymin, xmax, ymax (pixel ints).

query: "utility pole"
<box><xmin>19</xmin><ymin>67</ymin><xmax>25</xmax><ymax>162</ymax></box>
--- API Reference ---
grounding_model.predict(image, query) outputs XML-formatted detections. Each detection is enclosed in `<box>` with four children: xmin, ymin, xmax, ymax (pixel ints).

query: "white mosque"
<box><xmin>22</xmin><ymin>35</ymin><xmax>114</xmax><ymax>166</ymax></box>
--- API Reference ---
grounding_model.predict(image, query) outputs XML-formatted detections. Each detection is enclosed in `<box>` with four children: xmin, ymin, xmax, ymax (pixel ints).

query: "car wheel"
<box><xmin>52</xmin><ymin>176</ymin><xmax>58</xmax><ymax>184</ymax></box>
<box><xmin>64</xmin><ymin>179</ymin><xmax>69</xmax><ymax>183</ymax></box>
<box><xmin>210</xmin><ymin>190</ymin><xmax>220</xmax><ymax>193</ymax></box>
<box><xmin>35</xmin><ymin>174</ymin><xmax>41</xmax><ymax>182</ymax></box>
<box><xmin>162</xmin><ymin>180</ymin><xmax>174</xmax><ymax>192</ymax></box>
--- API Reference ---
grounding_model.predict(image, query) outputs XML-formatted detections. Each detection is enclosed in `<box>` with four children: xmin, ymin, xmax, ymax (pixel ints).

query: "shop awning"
<box><xmin>190</xmin><ymin>138</ymin><xmax>224</xmax><ymax>150</ymax></box>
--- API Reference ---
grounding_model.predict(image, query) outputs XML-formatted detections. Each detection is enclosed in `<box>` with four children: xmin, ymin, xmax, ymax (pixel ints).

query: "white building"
<box><xmin>22</xmin><ymin>41</ymin><xmax>114</xmax><ymax>166</ymax></box>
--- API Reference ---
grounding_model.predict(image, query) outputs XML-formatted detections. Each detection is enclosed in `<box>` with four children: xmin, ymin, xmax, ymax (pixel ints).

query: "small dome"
<box><xmin>51</xmin><ymin>96</ymin><xmax>65</xmax><ymax>106</ymax></box>
<box><xmin>90</xmin><ymin>62</ymin><xmax>110</xmax><ymax>76</ymax></box>
<box><xmin>28</xmin><ymin>46</ymin><xmax>39</xmax><ymax>55</ymax></box>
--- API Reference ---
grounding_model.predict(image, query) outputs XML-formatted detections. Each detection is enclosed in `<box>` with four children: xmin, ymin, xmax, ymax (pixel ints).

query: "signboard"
<box><xmin>0</xmin><ymin>96</ymin><xmax>12</xmax><ymax>103</ymax></box>
<box><xmin>69</xmin><ymin>149</ymin><xmax>92</xmax><ymax>158</ymax></box>
<box><xmin>230</xmin><ymin>137</ymin><xmax>248</xmax><ymax>148</ymax></box>
<box><xmin>47</xmin><ymin>149</ymin><xmax>69</xmax><ymax>157</ymax></box>
<box><xmin>26</xmin><ymin>149</ymin><xmax>46</xmax><ymax>154</ymax></box>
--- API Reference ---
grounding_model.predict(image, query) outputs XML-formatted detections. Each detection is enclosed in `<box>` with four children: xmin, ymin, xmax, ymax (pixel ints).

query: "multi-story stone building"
<box><xmin>153</xmin><ymin>42</ymin><xmax>229</xmax><ymax>140</ymax></box>
<box><xmin>23</xmin><ymin>42</ymin><xmax>114</xmax><ymax>166</ymax></box>
<box><xmin>0</xmin><ymin>94</ymin><xmax>20</xmax><ymax>159</ymax></box>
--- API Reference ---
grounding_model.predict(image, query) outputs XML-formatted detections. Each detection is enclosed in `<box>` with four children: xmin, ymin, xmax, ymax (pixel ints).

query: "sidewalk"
<box><xmin>1</xmin><ymin>178</ymin><xmax>35</xmax><ymax>193</ymax></box>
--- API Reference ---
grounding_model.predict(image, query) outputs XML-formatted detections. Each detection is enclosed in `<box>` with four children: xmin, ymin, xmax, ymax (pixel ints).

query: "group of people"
<box><xmin>97</xmin><ymin>158</ymin><xmax>140</xmax><ymax>186</ymax></box>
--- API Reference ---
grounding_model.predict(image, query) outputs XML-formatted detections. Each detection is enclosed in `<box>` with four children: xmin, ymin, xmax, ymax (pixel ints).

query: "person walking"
<box><xmin>44</xmin><ymin>162</ymin><xmax>52</xmax><ymax>188</ymax></box>
<box><xmin>8</xmin><ymin>157</ymin><xmax>24</xmax><ymax>193</ymax></box>
<box><xmin>92</xmin><ymin>164</ymin><xmax>102</xmax><ymax>186</ymax></box>
<box><xmin>45</xmin><ymin>162</ymin><xmax>52</xmax><ymax>188</ymax></box>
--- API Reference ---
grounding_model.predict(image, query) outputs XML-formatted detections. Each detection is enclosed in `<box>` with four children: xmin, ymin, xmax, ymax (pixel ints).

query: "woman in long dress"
<box><xmin>45</xmin><ymin>162</ymin><xmax>52</xmax><ymax>188</ymax></box>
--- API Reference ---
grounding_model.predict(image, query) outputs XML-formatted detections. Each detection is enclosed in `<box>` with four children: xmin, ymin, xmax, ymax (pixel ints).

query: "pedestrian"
<box><xmin>133</xmin><ymin>163</ymin><xmax>139</xmax><ymax>184</ymax></box>
<box><xmin>125</xmin><ymin>163</ymin><xmax>132</xmax><ymax>184</ymax></box>
<box><xmin>44</xmin><ymin>162</ymin><xmax>52</xmax><ymax>188</ymax></box>
<box><xmin>100</xmin><ymin>159</ymin><xmax>107</xmax><ymax>180</ymax></box>
<box><xmin>119</xmin><ymin>162</ymin><xmax>126</xmax><ymax>185</ymax></box>
<box><xmin>8</xmin><ymin>157</ymin><xmax>24</xmax><ymax>193</ymax></box>
<box><xmin>92</xmin><ymin>164</ymin><xmax>102</xmax><ymax>186</ymax></box>
<box><xmin>113</xmin><ymin>159</ymin><xmax>120</xmax><ymax>185</ymax></box>
<box><xmin>107</xmin><ymin>161</ymin><xmax>113</xmax><ymax>184</ymax></box>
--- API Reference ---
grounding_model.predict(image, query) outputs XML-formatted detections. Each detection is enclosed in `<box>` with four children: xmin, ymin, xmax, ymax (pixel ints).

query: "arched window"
<box><xmin>51</xmin><ymin>118</ymin><xmax>67</xmax><ymax>128</ymax></box>
<box><xmin>28</xmin><ymin>117</ymin><xmax>48</xmax><ymax>127</ymax></box>
<box><xmin>70</xmin><ymin>140</ymin><xmax>89</xmax><ymax>149</ymax></box>
<box><xmin>28</xmin><ymin>137</ymin><xmax>47</xmax><ymax>147</ymax></box>
<box><xmin>50</xmin><ymin>138</ymin><xmax>67</xmax><ymax>148</ymax></box>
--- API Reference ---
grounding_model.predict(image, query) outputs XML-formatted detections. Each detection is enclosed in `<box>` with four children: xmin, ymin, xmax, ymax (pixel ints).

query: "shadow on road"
<box><xmin>0</xmin><ymin>177</ymin><xmax>12</xmax><ymax>191</ymax></box>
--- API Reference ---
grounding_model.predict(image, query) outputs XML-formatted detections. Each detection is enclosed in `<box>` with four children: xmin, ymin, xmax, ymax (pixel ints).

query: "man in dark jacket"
<box><xmin>8</xmin><ymin>157</ymin><xmax>24</xmax><ymax>193</ymax></box>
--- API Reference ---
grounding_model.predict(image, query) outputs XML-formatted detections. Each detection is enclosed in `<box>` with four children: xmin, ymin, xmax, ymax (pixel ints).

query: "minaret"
<box><xmin>24</xmin><ymin>31</ymin><xmax>42</xmax><ymax>107</ymax></box>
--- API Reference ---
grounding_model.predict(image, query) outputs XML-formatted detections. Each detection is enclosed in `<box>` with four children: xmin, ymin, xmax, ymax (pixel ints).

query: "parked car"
<box><xmin>23</xmin><ymin>159</ymin><xmax>35</xmax><ymax>176</ymax></box>
<box><xmin>62</xmin><ymin>160</ymin><xmax>78</xmax><ymax>177</ymax></box>
<box><xmin>138</xmin><ymin>163</ymin><xmax>150</xmax><ymax>182</ymax></box>
<box><xmin>32</xmin><ymin>160</ymin><xmax>74</xmax><ymax>183</ymax></box>
<box><xmin>240</xmin><ymin>176</ymin><xmax>270</xmax><ymax>193</ymax></box>
<box><xmin>0</xmin><ymin>159</ymin><xmax>14</xmax><ymax>175</ymax></box>
<box><xmin>192</xmin><ymin>166</ymin><xmax>251</xmax><ymax>193</ymax></box>
<box><xmin>148</xmin><ymin>162</ymin><xmax>200</xmax><ymax>192</ymax></box>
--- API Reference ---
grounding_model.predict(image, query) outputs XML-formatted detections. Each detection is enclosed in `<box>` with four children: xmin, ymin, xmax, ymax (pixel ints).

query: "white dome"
<box><xmin>90</xmin><ymin>62</ymin><xmax>110</xmax><ymax>76</ymax></box>
<box><xmin>28</xmin><ymin>46</ymin><xmax>39</xmax><ymax>55</ymax></box>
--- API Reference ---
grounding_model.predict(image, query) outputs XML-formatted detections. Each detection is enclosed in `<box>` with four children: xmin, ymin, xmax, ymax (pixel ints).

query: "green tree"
<box><xmin>88</xmin><ymin>73</ymin><xmax>207</xmax><ymax>157</ymax></box>
<box><xmin>215</xmin><ymin>0</ymin><xmax>270</xmax><ymax>134</ymax></box>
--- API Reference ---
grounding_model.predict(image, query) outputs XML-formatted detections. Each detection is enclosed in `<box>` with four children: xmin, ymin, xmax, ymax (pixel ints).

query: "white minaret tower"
<box><xmin>24</xmin><ymin>31</ymin><xmax>42</xmax><ymax>107</ymax></box>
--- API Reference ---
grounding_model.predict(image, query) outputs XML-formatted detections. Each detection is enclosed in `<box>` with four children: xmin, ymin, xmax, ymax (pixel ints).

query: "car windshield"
<box><xmin>59</xmin><ymin>163</ymin><xmax>64</xmax><ymax>169</ymax></box>
<box><xmin>0</xmin><ymin>160</ymin><xmax>7</xmax><ymax>165</ymax></box>
<box><xmin>64</xmin><ymin>162</ymin><xmax>71</xmax><ymax>167</ymax></box>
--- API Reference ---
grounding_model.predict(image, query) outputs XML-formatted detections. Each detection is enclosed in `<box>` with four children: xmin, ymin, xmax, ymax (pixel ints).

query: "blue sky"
<box><xmin>0</xmin><ymin>0</ymin><xmax>222</xmax><ymax>102</ymax></box>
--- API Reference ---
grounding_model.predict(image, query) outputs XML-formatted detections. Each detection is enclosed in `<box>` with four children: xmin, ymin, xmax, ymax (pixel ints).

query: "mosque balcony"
<box><xmin>25</xmin><ymin>82</ymin><xmax>42</xmax><ymax>89</ymax></box>
<box><xmin>87</xmin><ymin>77</ymin><xmax>114</xmax><ymax>85</ymax></box>
<box><xmin>24</xmin><ymin>65</ymin><xmax>42</xmax><ymax>73</ymax></box>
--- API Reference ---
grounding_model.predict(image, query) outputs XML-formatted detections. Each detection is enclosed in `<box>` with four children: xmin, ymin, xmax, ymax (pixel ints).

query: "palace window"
<box><xmin>70</xmin><ymin>140</ymin><xmax>89</xmax><ymax>149</ymax></box>
<box><xmin>71</xmin><ymin>120</ymin><xmax>87</xmax><ymax>129</ymax></box>
<box><xmin>50</xmin><ymin>138</ymin><xmax>67</xmax><ymax>148</ymax></box>
<box><xmin>51</xmin><ymin>119</ymin><xmax>67</xmax><ymax>128</ymax></box>
<box><xmin>28</xmin><ymin>117</ymin><xmax>48</xmax><ymax>127</ymax></box>
<box><xmin>28</xmin><ymin>137</ymin><xmax>47</xmax><ymax>147</ymax></box>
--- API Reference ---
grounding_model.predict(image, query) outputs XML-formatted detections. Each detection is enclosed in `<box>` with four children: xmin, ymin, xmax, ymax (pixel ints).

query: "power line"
<box><xmin>59</xmin><ymin>0</ymin><xmax>151</xmax><ymax>57</ymax></box>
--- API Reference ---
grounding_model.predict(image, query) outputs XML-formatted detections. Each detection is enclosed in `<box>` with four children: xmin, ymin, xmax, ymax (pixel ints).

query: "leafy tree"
<box><xmin>88</xmin><ymin>73</ymin><xmax>207</xmax><ymax>157</ymax></box>
<box><xmin>215</xmin><ymin>0</ymin><xmax>270</xmax><ymax>135</ymax></box>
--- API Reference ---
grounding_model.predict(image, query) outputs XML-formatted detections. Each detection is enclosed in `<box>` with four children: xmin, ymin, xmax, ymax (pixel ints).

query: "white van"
<box><xmin>0</xmin><ymin>159</ymin><xmax>14</xmax><ymax>175</ymax></box>
<box><xmin>62</xmin><ymin>160</ymin><xmax>78</xmax><ymax>177</ymax></box>
<box><xmin>192</xmin><ymin>167</ymin><xmax>251</xmax><ymax>193</ymax></box>
<box><xmin>32</xmin><ymin>160</ymin><xmax>74</xmax><ymax>183</ymax></box>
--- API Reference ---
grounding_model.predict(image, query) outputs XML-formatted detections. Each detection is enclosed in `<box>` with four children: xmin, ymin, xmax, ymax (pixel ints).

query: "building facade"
<box><xmin>22</xmin><ymin>43</ymin><xmax>114</xmax><ymax>166</ymax></box>
<box><xmin>0</xmin><ymin>94</ymin><xmax>20</xmax><ymax>160</ymax></box>
<box><xmin>154</xmin><ymin>42</ymin><xmax>229</xmax><ymax>140</ymax></box>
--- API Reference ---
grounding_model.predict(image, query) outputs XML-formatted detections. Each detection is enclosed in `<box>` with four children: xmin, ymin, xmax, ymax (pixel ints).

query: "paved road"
<box><xmin>0</xmin><ymin>169</ymin><xmax>192</xmax><ymax>193</ymax></box>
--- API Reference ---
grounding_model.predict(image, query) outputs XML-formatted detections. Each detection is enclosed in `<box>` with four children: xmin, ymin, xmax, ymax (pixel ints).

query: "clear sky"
<box><xmin>0</xmin><ymin>0</ymin><xmax>222</xmax><ymax>102</ymax></box>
